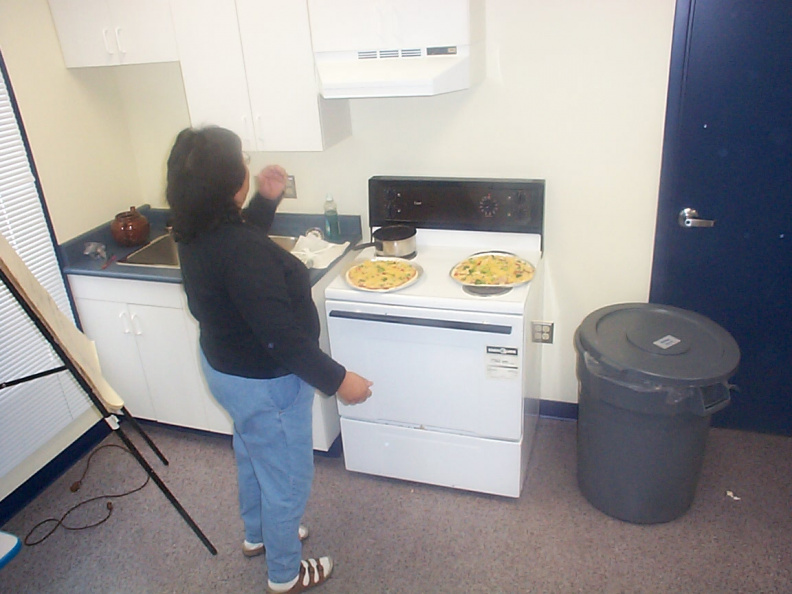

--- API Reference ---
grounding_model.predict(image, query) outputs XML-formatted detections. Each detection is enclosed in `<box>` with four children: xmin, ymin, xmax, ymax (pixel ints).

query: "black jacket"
<box><xmin>178</xmin><ymin>193</ymin><xmax>345</xmax><ymax>396</ymax></box>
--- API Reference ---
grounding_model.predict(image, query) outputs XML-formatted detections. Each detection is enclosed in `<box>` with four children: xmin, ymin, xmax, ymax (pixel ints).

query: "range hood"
<box><xmin>307</xmin><ymin>0</ymin><xmax>484</xmax><ymax>99</ymax></box>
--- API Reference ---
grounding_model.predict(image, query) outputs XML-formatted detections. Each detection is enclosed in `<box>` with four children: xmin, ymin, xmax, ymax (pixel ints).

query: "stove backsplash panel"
<box><xmin>368</xmin><ymin>176</ymin><xmax>544</xmax><ymax>235</ymax></box>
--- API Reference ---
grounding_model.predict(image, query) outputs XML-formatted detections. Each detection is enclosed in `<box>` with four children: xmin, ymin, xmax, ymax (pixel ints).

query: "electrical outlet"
<box><xmin>532</xmin><ymin>322</ymin><xmax>554</xmax><ymax>344</ymax></box>
<box><xmin>283</xmin><ymin>175</ymin><xmax>297</xmax><ymax>199</ymax></box>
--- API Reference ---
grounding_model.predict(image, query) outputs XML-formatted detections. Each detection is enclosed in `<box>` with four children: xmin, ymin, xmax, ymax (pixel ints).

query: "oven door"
<box><xmin>326</xmin><ymin>299</ymin><xmax>525</xmax><ymax>441</ymax></box>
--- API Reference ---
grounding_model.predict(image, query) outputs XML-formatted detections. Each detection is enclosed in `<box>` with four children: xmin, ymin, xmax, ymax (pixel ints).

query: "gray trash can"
<box><xmin>574</xmin><ymin>303</ymin><xmax>740</xmax><ymax>524</ymax></box>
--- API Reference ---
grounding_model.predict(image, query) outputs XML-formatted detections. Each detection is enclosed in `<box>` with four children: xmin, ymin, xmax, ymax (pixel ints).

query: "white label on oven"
<box><xmin>486</xmin><ymin>346</ymin><xmax>519</xmax><ymax>379</ymax></box>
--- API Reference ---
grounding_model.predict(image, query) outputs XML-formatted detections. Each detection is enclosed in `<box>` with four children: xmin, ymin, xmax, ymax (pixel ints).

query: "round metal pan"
<box><xmin>344</xmin><ymin>257</ymin><xmax>423</xmax><ymax>292</ymax></box>
<box><xmin>449</xmin><ymin>250</ymin><xmax>535</xmax><ymax>288</ymax></box>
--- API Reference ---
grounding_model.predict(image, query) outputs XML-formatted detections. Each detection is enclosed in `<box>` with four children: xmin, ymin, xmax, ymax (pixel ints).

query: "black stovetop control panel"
<box><xmin>368</xmin><ymin>176</ymin><xmax>544</xmax><ymax>235</ymax></box>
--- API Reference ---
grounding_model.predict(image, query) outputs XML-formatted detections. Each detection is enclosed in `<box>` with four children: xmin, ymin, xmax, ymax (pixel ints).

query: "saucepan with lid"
<box><xmin>353</xmin><ymin>224</ymin><xmax>417</xmax><ymax>258</ymax></box>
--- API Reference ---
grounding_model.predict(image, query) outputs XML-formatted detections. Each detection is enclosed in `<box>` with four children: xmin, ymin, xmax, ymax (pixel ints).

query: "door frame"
<box><xmin>650</xmin><ymin>0</ymin><xmax>694</xmax><ymax>298</ymax></box>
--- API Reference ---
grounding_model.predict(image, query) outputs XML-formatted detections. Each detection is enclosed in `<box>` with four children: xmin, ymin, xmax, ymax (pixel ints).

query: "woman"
<box><xmin>166</xmin><ymin>126</ymin><xmax>372</xmax><ymax>593</ymax></box>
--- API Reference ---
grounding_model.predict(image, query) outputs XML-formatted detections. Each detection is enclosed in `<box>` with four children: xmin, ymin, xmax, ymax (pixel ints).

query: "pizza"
<box><xmin>451</xmin><ymin>252</ymin><xmax>534</xmax><ymax>286</ymax></box>
<box><xmin>346</xmin><ymin>258</ymin><xmax>419</xmax><ymax>291</ymax></box>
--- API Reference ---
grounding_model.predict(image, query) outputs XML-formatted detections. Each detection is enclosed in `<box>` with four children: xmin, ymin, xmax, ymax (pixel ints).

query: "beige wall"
<box><xmin>1</xmin><ymin>0</ymin><xmax>138</xmax><ymax>240</ymax></box>
<box><xmin>0</xmin><ymin>0</ymin><xmax>676</xmax><ymax>404</ymax></box>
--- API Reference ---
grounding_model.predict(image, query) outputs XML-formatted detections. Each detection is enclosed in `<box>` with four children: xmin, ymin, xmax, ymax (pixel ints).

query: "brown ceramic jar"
<box><xmin>110</xmin><ymin>206</ymin><xmax>150</xmax><ymax>247</ymax></box>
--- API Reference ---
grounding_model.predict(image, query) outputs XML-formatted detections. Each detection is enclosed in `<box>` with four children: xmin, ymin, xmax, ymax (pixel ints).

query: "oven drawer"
<box><xmin>340</xmin><ymin>417</ymin><xmax>529</xmax><ymax>498</ymax></box>
<box><xmin>326</xmin><ymin>300</ymin><xmax>525</xmax><ymax>441</ymax></box>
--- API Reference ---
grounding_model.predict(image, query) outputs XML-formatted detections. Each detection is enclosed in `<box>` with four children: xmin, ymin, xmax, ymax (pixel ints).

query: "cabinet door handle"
<box><xmin>130</xmin><ymin>314</ymin><xmax>143</xmax><ymax>336</ymax></box>
<box><xmin>119</xmin><ymin>311</ymin><xmax>132</xmax><ymax>334</ymax></box>
<box><xmin>114</xmin><ymin>27</ymin><xmax>126</xmax><ymax>54</ymax></box>
<box><xmin>102</xmin><ymin>28</ymin><xmax>115</xmax><ymax>55</ymax></box>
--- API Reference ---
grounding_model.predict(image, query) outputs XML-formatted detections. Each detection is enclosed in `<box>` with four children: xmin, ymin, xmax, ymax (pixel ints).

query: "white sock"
<box><xmin>268</xmin><ymin>576</ymin><xmax>298</xmax><ymax>592</ymax></box>
<box><xmin>269</xmin><ymin>558</ymin><xmax>333</xmax><ymax>591</ymax></box>
<box><xmin>246</xmin><ymin>524</ymin><xmax>306</xmax><ymax>551</ymax></box>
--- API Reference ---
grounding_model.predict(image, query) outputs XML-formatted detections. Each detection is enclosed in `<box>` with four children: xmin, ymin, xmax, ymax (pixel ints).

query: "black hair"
<box><xmin>166</xmin><ymin>126</ymin><xmax>246</xmax><ymax>243</ymax></box>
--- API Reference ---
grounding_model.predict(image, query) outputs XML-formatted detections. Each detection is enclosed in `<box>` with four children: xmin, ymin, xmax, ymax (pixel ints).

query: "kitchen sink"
<box><xmin>118</xmin><ymin>232</ymin><xmax>298</xmax><ymax>268</ymax></box>
<box><xmin>271</xmin><ymin>235</ymin><xmax>298</xmax><ymax>252</ymax></box>
<box><xmin>120</xmin><ymin>233</ymin><xmax>179</xmax><ymax>268</ymax></box>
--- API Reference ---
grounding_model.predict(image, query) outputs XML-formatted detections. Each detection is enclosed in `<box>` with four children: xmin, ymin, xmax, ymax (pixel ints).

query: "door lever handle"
<box><xmin>679</xmin><ymin>208</ymin><xmax>715</xmax><ymax>228</ymax></box>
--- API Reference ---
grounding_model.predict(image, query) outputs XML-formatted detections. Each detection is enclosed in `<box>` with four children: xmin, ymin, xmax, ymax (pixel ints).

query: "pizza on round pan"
<box><xmin>345</xmin><ymin>258</ymin><xmax>421</xmax><ymax>292</ymax></box>
<box><xmin>450</xmin><ymin>252</ymin><xmax>534</xmax><ymax>287</ymax></box>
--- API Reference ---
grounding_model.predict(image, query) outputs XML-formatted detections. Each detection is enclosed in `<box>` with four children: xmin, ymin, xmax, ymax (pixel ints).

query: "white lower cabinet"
<box><xmin>67</xmin><ymin>273</ymin><xmax>343</xmax><ymax>450</ymax></box>
<box><xmin>67</xmin><ymin>275</ymin><xmax>230</xmax><ymax>432</ymax></box>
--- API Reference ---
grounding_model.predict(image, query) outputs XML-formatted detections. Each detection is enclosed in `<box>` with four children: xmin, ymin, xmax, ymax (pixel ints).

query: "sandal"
<box><xmin>243</xmin><ymin>524</ymin><xmax>310</xmax><ymax>558</ymax></box>
<box><xmin>268</xmin><ymin>557</ymin><xmax>333</xmax><ymax>593</ymax></box>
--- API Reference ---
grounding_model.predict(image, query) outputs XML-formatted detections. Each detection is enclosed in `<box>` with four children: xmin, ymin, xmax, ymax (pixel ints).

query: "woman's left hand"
<box><xmin>257</xmin><ymin>165</ymin><xmax>288</xmax><ymax>200</ymax></box>
<box><xmin>336</xmin><ymin>371</ymin><xmax>373</xmax><ymax>405</ymax></box>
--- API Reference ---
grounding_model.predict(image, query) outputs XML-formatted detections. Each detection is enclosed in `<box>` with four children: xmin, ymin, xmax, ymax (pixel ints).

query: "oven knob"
<box><xmin>479</xmin><ymin>194</ymin><xmax>498</xmax><ymax>217</ymax></box>
<box><xmin>509</xmin><ymin>192</ymin><xmax>530</xmax><ymax>220</ymax></box>
<box><xmin>387</xmin><ymin>202</ymin><xmax>402</xmax><ymax>218</ymax></box>
<box><xmin>385</xmin><ymin>189</ymin><xmax>406</xmax><ymax>218</ymax></box>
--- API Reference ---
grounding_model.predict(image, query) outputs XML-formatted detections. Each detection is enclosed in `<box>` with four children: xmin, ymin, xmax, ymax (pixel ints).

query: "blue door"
<box><xmin>650</xmin><ymin>0</ymin><xmax>792</xmax><ymax>434</ymax></box>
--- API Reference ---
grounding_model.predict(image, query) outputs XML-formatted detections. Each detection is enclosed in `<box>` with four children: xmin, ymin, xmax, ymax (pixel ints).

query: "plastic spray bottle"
<box><xmin>324</xmin><ymin>194</ymin><xmax>340</xmax><ymax>241</ymax></box>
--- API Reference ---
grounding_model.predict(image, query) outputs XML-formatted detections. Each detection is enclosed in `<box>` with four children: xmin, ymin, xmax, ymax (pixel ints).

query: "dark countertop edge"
<box><xmin>59</xmin><ymin>206</ymin><xmax>362</xmax><ymax>287</ymax></box>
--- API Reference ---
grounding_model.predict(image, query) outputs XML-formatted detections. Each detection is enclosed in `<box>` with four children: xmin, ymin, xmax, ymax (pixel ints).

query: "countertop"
<box><xmin>59</xmin><ymin>205</ymin><xmax>362</xmax><ymax>286</ymax></box>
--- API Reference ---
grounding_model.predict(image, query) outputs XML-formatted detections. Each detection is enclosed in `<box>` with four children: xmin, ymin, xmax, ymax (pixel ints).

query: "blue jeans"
<box><xmin>200</xmin><ymin>351</ymin><xmax>314</xmax><ymax>584</ymax></box>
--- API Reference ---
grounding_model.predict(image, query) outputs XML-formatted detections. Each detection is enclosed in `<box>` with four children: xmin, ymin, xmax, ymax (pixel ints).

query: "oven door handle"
<box><xmin>328</xmin><ymin>310</ymin><xmax>513</xmax><ymax>334</ymax></box>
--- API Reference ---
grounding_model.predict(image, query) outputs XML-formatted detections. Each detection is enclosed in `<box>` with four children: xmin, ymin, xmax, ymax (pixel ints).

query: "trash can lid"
<box><xmin>576</xmin><ymin>303</ymin><xmax>740</xmax><ymax>386</ymax></box>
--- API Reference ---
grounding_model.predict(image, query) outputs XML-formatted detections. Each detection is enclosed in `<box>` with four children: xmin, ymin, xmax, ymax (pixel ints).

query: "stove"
<box><xmin>325</xmin><ymin>176</ymin><xmax>545</xmax><ymax>497</ymax></box>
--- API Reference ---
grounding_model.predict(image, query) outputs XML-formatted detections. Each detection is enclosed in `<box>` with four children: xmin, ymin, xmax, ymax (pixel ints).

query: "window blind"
<box><xmin>0</xmin><ymin>55</ymin><xmax>92</xmax><ymax>482</ymax></box>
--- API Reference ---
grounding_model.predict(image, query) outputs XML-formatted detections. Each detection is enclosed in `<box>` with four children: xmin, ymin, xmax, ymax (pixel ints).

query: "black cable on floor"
<box><xmin>23</xmin><ymin>443</ymin><xmax>150</xmax><ymax>546</ymax></box>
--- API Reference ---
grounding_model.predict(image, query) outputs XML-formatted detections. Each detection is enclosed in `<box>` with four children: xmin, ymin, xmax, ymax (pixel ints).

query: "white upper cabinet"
<box><xmin>170</xmin><ymin>0</ymin><xmax>350</xmax><ymax>152</ymax></box>
<box><xmin>168</xmin><ymin>0</ymin><xmax>252</xmax><ymax>145</ymax></box>
<box><xmin>48</xmin><ymin>0</ymin><xmax>179</xmax><ymax>68</ymax></box>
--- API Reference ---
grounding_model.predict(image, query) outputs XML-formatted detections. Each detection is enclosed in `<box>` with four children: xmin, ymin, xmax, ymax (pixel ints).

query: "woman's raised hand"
<box><xmin>256</xmin><ymin>165</ymin><xmax>288</xmax><ymax>200</ymax></box>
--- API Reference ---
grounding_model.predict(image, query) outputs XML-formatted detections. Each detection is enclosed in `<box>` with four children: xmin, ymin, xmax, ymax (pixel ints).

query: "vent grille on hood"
<box><xmin>357</xmin><ymin>49</ymin><xmax>425</xmax><ymax>60</ymax></box>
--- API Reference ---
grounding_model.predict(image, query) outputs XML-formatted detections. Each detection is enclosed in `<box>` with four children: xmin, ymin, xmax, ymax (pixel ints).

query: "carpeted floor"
<box><xmin>1</xmin><ymin>417</ymin><xmax>790</xmax><ymax>593</ymax></box>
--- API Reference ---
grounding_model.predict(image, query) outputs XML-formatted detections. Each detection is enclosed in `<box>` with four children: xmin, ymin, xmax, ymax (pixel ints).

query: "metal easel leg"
<box><xmin>119</xmin><ymin>406</ymin><xmax>169</xmax><ymax>466</ymax></box>
<box><xmin>108</xmin><ymin>417</ymin><xmax>217</xmax><ymax>555</ymax></box>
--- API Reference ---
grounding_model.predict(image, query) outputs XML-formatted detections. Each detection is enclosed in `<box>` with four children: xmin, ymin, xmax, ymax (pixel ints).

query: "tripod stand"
<box><xmin>0</xmin><ymin>234</ymin><xmax>216</xmax><ymax>555</ymax></box>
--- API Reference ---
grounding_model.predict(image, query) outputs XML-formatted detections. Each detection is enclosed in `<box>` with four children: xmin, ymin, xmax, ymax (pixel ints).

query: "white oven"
<box><xmin>327</xmin><ymin>302</ymin><xmax>526</xmax><ymax>439</ymax></box>
<box><xmin>325</xmin><ymin>177</ymin><xmax>545</xmax><ymax>497</ymax></box>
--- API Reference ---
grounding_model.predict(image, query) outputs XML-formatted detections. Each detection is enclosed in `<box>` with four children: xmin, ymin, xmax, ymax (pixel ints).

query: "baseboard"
<box><xmin>314</xmin><ymin>434</ymin><xmax>343</xmax><ymax>458</ymax></box>
<box><xmin>0</xmin><ymin>420</ymin><xmax>110</xmax><ymax>527</ymax></box>
<box><xmin>539</xmin><ymin>399</ymin><xmax>579</xmax><ymax>420</ymax></box>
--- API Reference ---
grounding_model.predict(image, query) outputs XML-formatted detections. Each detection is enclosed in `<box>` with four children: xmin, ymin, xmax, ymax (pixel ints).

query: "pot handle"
<box><xmin>352</xmin><ymin>242</ymin><xmax>374</xmax><ymax>251</ymax></box>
